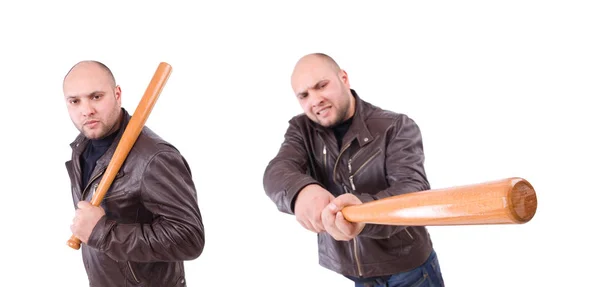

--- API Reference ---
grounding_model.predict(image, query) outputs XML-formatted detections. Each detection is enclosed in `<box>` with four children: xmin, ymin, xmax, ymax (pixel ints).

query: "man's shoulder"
<box><xmin>362</xmin><ymin>100</ymin><xmax>415</xmax><ymax>130</ymax></box>
<box><xmin>288</xmin><ymin>112</ymin><xmax>309</xmax><ymax>124</ymax></box>
<box><xmin>130</xmin><ymin>126</ymin><xmax>182</xmax><ymax>160</ymax></box>
<box><xmin>286</xmin><ymin>113</ymin><xmax>315</xmax><ymax>132</ymax></box>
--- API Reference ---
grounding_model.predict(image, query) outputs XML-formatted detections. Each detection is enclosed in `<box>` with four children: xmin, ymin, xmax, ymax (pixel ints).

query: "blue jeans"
<box><xmin>349</xmin><ymin>250</ymin><xmax>445</xmax><ymax>287</ymax></box>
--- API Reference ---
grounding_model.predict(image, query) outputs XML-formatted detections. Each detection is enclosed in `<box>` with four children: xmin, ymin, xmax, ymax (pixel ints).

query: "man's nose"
<box><xmin>309</xmin><ymin>93</ymin><xmax>325</xmax><ymax>108</ymax></box>
<box><xmin>81</xmin><ymin>101</ymin><xmax>95</xmax><ymax>117</ymax></box>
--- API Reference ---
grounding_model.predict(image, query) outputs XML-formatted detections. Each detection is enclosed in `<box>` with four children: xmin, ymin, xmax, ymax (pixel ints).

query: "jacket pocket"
<box><xmin>402</xmin><ymin>226</ymin><xmax>416</xmax><ymax>242</ymax></box>
<box><xmin>126</xmin><ymin>261</ymin><xmax>142</xmax><ymax>285</ymax></box>
<box><xmin>87</xmin><ymin>169</ymin><xmax>127</xmax><ymax>201</ymax></box>
<box><xmin>103</xmin><ymin>189</ymin><xmax>131</xmax><ymax>202</ymax></box>
<box><xmin>350</xmin><ymin>148</ymin><xmax>382</xmax><ymax>177</ymax></box>
<box><xmin>373</xmin><ymin>227</ymin><xmax>416</xmax><ymax>258</ymax></box>
<box><xmin>348</xmin><ymin>148</ymin><xmax>383</xmax><ymax>191</ymax></box>
<box><xmin>101</xmin><ymin>170</ymin><xmax>131</xmax><ymax>202</ymax></box>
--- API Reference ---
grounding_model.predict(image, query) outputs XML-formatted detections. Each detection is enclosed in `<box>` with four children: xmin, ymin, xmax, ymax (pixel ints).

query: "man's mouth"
<box><xmin>316</xmin><ymin>106</ymin><xmax>331</xmax><ymax>116</ymax></box>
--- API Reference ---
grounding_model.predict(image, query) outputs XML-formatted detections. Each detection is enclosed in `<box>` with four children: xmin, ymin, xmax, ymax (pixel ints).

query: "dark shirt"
<box><xmin>79</xmin><ymin>131</ymin><xmax>118</xmax><ymax>189</ymax></box>
<box><xmin>332</xmin><ymin>117</ymin><xmax>353</xmax><ymax>150</ymax></box>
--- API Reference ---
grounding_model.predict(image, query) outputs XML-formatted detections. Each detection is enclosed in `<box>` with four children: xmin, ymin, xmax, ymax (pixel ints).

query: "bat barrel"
<box><xmin>342</xmin><ymin>177</ymin><xmax>538</xmax><ymax>226</ymax></box>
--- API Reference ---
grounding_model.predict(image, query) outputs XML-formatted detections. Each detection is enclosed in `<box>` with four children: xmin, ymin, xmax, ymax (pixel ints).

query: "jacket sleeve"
<box><xmin>87</xmin><ymin>150</ymin><xmax>205</xmax><ymax>262</ymax></box>
<box><xmin>263</xmin><ymin>119</ymin><xmax>322</xmax><ymax>215</ymax></box>
<box><xmin>355</xmin><ymin>115</ymin><xmax>430</xmax><ymax>239</ymax></box>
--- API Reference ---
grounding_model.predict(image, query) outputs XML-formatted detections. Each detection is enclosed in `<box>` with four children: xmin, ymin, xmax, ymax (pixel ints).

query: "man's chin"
<box><xmin>82</xmin><ymin>129</ymin><xmax>105</xmax><ymax>140</ymax></box>
<box><xmin>318</xmin><ymin>117</ymin><xmax>344</xmax><ymax>128</ymax></box>
<box><xmin>84</xmin><ymin>134</ymin><xmax>101</xmax><ymax>140</ymax></box>
<box><xmin>308</xmin><ymin>114</ymin><xmax>341</xmax><ymax>128</ymax></box>
<box><xmin>317</xmin><ymin>121</ymin><xmax>337</xmax><ymax>129</ymax></box>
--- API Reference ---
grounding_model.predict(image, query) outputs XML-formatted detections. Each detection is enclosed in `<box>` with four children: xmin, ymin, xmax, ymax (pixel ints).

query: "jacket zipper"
<box><xmin>81</xmin><ymin>169</ymin><xmax>106</xmax><ymax>200</ymax></box>
<box><xmin>348</xmin><ymin>149</ymin><xmax>382</xmax><ymax>191</ymax></box>
<box><xmin>405</xmin><ymin>227</ymin><xmax>414</xmax><ymax>239</ymax></box>
<box><xmin>91</xmin><ymin>183</ymin><xmax>98</xmax><ymax>198</ymax></box>
<box><xmin>348</xmin><ymin>159</ymin><xmax>355</xmax><ymax>190</ymax></box>
<box><xmin>330</xmin><ymin>140</ymin><xmax>364</xmax><ymax>276</ymax></box>
<box><xmin>347</xmin><ymin>159</ymin><xmax>364</xmax><ymax>277</ymax></box>
<box><xmin>323</xmin><ymin>145</ymin><xmax>327</xmax><ymax>171</ymax></box>
<box><xmin>317</xmin><ymin>133</ymin><xmax>330</xmax><ymax>181</ymax></box>
<box><xmin>127</xmin><ymin>261</ymin><xmax>140</xmax><ymax>283</ymax></box>
<box><xmin>352</xmin><ymin>239</ymin><xmax>363</xmax><ymax>277</ymax></box>
<box><xmin>332</xmin><ymin>142</ymin><xmax>352</xmax><ymax>186</ymax></box>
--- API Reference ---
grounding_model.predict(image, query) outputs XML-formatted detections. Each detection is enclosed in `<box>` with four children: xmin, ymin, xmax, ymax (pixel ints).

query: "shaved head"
<box><xmin>290</xmin><ymin>53</ymin><xmax>355</xmax><ymax>127</ymax></box>
<box><xmin>306</xmin><ymin>53</ymin><xmax>341</xmax><ymax>71</ymax></box>
<box><xmin>291</xmin><ymin>53</ymin><xmax>340</xmax><ymax>84</ymax></box>
<box><xmin>63</xmin><ymin>60</ymin><xmax>123</xmax><ymax>140</ymax></box>
<box><xmin>64</xmin><ymin>60</ymin><xmax>116</xmax><ymax>89</ymax></box>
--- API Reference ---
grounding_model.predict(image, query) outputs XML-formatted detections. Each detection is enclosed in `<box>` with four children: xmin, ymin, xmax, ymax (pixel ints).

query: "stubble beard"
<box><xmin>319</xmin><ymin>100</ymin><xmax>349</xmax><ymax>128</ymax></box>
<box><xmin>80</xmin><ymin>108</ymin><xmax>121</xmax><ymax>140</ymax></box>
<box><xmin>81</xmin><ymin>121</ymin><xmax>110</xmax><ymax>140</ymax></box>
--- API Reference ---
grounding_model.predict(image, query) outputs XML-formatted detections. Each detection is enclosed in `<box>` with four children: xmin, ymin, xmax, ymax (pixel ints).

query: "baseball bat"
<box><xmin>341</xmin><ymin>177</ymin><xmax>537</xmax><ymax>226</ymax></box>
<box><xmin>67</xmin><ymin>62</ymin><xmax>173</xmax><ymax>250</ymax></box>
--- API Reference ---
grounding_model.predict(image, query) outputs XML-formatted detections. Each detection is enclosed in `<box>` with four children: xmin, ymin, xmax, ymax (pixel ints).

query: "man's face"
<box><xmin>63</xmin><ymin>64</ymin><xmax>122</xmax><ymax>140</ymax></box>
<box><xmin>291</xmin><ymin>57</ymin><xmax>354</xmax><ymax>128</ymax></box>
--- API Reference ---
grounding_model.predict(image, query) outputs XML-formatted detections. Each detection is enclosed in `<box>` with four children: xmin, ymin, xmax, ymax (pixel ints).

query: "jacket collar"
<box><xmin>314</xmin><ymin>89</ymin><xmax>374</xmax><ymax>148</ymax></box>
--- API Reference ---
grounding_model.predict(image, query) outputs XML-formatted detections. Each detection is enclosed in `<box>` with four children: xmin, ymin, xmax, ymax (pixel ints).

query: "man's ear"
<box><xmin>114</xmin><ymin>85</ymin><xmax>122</xmax><ymax>104</ymax></box>
<box><xmin>339</xmin><ymin>69</ymin><xmax>350</xmax><ymax>88</ymax></box>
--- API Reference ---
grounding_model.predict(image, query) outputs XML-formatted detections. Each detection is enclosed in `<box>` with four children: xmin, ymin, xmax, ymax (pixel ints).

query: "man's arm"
<box><xmin>263</xmin><ymin>119</ymin><xmax>322</xmax><ymax>215</ymax></box>
<box><xmin>86</xmin><ymin>150</ymin><xmax>205</xmax><ymax>262</ymax></box>
<box><xmin>355</xmin><ymin>115</ymin><xmax>430</xmax><ymax>239</ymax></box>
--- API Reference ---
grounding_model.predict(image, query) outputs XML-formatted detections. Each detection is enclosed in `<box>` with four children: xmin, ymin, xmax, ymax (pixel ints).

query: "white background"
<box><xmin>1</xmin><ymin>1</ymin><xmax>598</xmax><ymax>286</ymax></box>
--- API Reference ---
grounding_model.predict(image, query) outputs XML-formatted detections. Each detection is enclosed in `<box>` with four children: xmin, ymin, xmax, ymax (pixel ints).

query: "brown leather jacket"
<box><xmin>264</xmin><ymin>90</ymin><xmax>434</xmax><ymax>278</ymax></box>
<box><xmin>65</xmin><ymin>109</ymin><xmax>205</xmax><ymax>287</ymax></box>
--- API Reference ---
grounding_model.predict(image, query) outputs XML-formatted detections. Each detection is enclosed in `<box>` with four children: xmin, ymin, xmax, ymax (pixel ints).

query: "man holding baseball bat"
<box><xmin>63</xmin><ymin>60</ymin><xmax>205</xmax><ymax>286</ymax></box>
<box><xmin>264</xmin><ymin>53</ymin><xmax>445</xmax><ymax>287</ymax></box>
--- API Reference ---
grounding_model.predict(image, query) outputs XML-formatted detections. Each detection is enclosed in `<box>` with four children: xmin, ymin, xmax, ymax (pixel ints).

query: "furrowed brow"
<box><xmin>66</xmin><ymin>90</ymin><xmax>103</xmax><ymax>100</ymax></box>
<box><xmin>296</xmin><ymin>80</ymin><xmax>327</xmax><ymax>98</ymax></box>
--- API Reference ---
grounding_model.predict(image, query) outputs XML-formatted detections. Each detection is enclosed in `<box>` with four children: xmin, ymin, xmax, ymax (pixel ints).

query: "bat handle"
<box><xmin>67</xmin><ymin>235</ymin><xmax>82</xmax><ymax>250</ymax></box>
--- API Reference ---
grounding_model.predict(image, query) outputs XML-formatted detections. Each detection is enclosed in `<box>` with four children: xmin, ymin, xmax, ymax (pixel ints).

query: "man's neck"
<box><xmin>331</xmin><ymin>116</ymin><xmax>354</xmax><ymax>150</ymax></box>
<box><xmin>90</xmin><ymin>129</ymin><xmax>118</xmax><ymax>148</ymax></box>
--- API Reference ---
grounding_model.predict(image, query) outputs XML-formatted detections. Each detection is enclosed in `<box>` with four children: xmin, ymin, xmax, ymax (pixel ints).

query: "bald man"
<box><xmin>264</xmin><ymin>53</ymin><xmax>445</xmax><ymax>287</ymax></box>
<box><xmin>63</xmin><ymin>60</ymin><xmax>204</xmax><ymax>287</ymax></box>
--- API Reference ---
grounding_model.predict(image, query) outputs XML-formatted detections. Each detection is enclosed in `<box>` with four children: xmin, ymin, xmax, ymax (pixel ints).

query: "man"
<box><xmin>263</xmin><ymin>53</ymin><xmax>445</xmax><ymax>287</ymax></box>
<box><xmin>64</xmin><ymin>60</ymin><xmax>205</xmax><ymax>287</ymax></box>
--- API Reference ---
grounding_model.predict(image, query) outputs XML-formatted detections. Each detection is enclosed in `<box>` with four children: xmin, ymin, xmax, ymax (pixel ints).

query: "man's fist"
<box><xmin>321</xmin><ymin>193</ymin><xmax>365</xmax><ymax>241</ymax></box>
<box><xmin>70</xmin><ymin>201</ymin><xmax>105</xmax><ymax>244</ymax></box>
<box><xmin>294</xmin><ymin>184</ymin><xmax>335</xmax><ymax>233</ymax></box>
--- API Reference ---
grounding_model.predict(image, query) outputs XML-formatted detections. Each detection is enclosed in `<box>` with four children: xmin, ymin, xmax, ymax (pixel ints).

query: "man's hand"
<box><xmin>70</xmin><ymin>201</ymin><xmax>106</xmax><ymax>244</ymax></box>
<box><xmin>294</xmin><ymin>184</ymin><xmax>335</xmax><ymax>233</ymax></box>
<box><xmin>321</xmin><ymin>193</ymin><xmax>366</xmax><ymax>241</ymax></box>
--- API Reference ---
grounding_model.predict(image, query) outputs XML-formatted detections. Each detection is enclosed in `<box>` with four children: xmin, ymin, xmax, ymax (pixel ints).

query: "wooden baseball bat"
<box><xmin>67</xmin><ymin>62</ymin><xmax>173</xmax><ymax>250</ymax></box>
<box><xmin>341</xmin><ymin>177</ymin><xmax>537</xmax><ymax>226</ymax></box>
